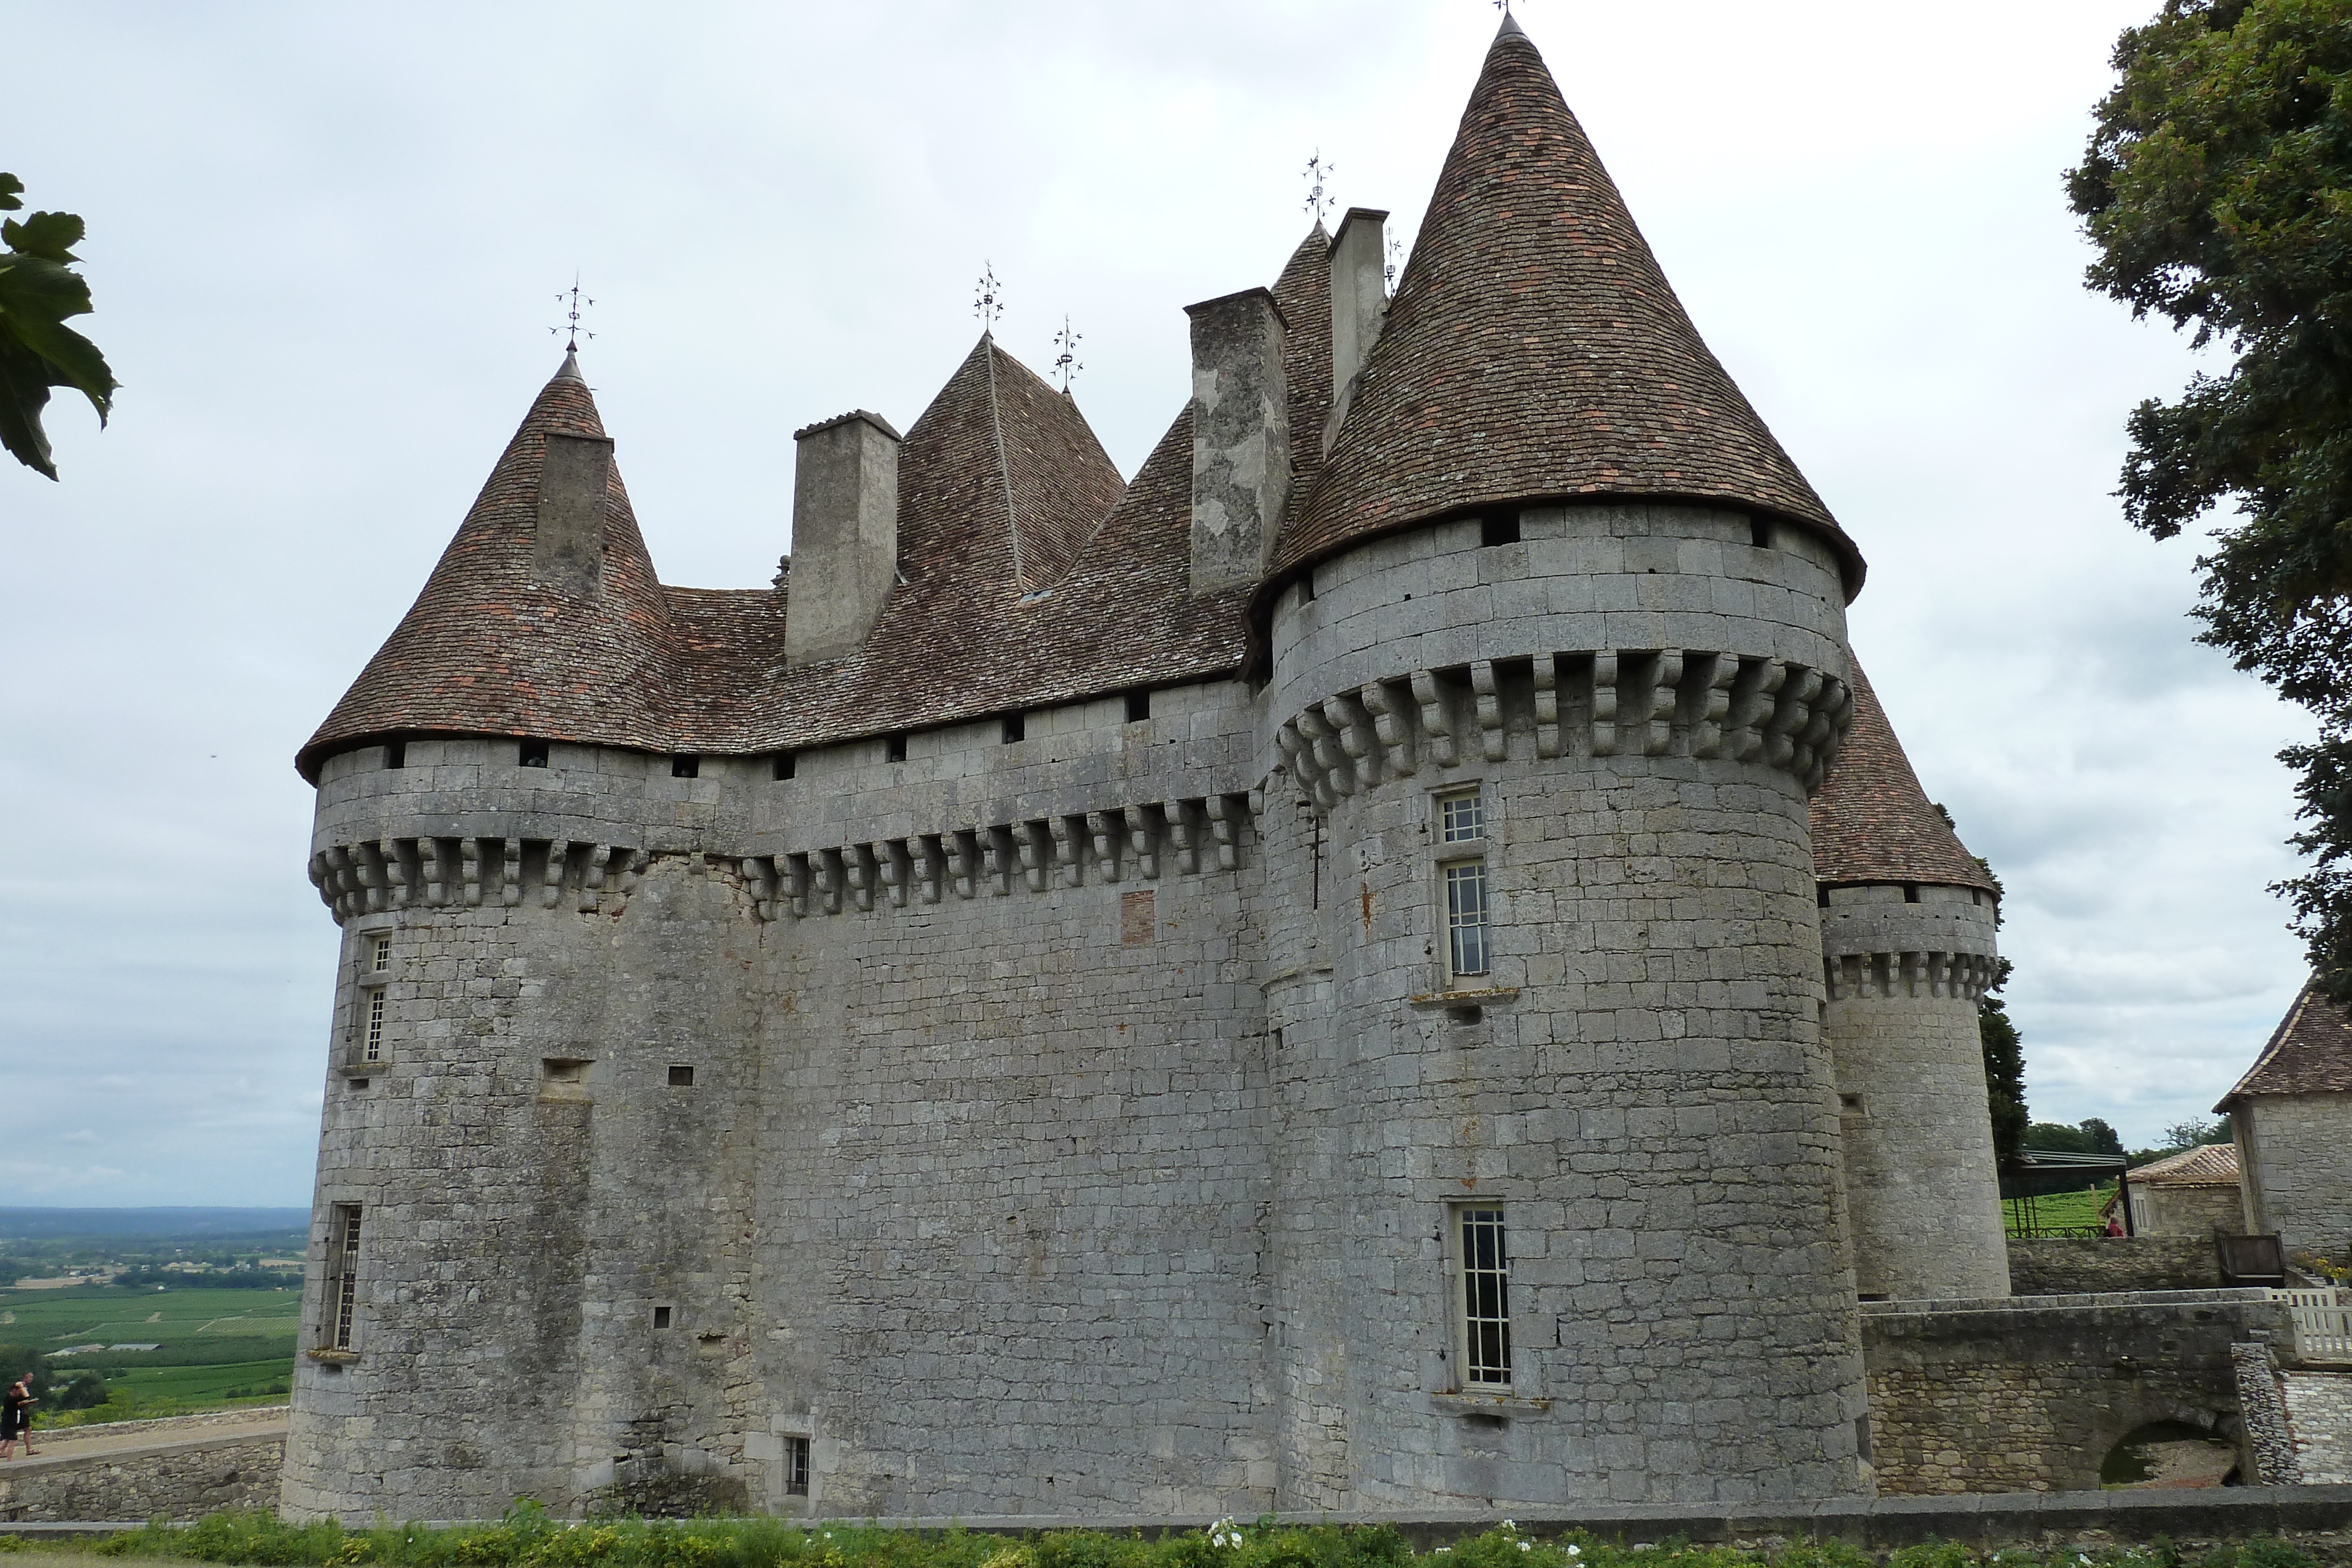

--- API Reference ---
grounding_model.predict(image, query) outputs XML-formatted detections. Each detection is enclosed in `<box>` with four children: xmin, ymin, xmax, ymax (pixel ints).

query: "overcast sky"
<box><xmin>0</xmin><ymin>1</ymin><xmax>2309</xmax><ymax>1206</ymax></box>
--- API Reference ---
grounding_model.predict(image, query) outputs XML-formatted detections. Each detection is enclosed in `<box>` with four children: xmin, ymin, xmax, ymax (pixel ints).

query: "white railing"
<box><xmin>2271</xmin><ymin>1286</ymin><xmax>2352</xmax><ymax>1362</ymax></box>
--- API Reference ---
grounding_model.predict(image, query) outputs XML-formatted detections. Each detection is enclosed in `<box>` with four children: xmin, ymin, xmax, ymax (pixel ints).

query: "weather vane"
<box><xmin>1492</xmin><ymin>0</ymin><xmax>1512</xmax><ymax>12</ymax></box>
<box><xmin>1385</xmin><ymin>232</ymin><xmax>1405</xmax><ymax>295</ymax></box>
<box><xmin>974</xmin><ymin>263</ymin><xmax>1004</xmax><ymax>332</ymax></box>
<box><xmin>1302</xmin><ymin>151</ymin><xmax>1336</xmax><ymax>226</ymax></box>
<box><xmin>551</xmin><ymin>276</ymin><xmax>595</xmax><ymax>351</ymax></box>
<box><xmin>1051</xmin><ymin>315</ymin><xmax>1083</xmax><ymax>393</ymax></box>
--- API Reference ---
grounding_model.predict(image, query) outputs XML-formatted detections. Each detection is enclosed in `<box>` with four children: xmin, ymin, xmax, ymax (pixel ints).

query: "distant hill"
<box><xmin>0</xmin><ymin>1207</ymin><xmax>309</xmax><ymax>1242</ymax></box>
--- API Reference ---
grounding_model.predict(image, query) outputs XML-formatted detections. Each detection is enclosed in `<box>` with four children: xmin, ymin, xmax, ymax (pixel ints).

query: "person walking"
<box><xmin>0</xmin><ymin>1374</ymin><xmax>37</xmax><ymax>1459</ymax></box>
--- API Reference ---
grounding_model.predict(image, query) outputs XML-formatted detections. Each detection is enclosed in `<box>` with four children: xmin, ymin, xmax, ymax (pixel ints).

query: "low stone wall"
<box><xmin>0</xmin><ymin>1432</ymin><xmax>284</xmax><ymax>1523</ymax></box>
<box><xmin>2008</xmin><ymin>1237</ymin><xmax>2223</xmax><ymax>1295</ymax></box>
<box><xmin>1859</xmin><ymin>1289</ymin><xmax>2292</xmax><ymax>1494</ymax></box>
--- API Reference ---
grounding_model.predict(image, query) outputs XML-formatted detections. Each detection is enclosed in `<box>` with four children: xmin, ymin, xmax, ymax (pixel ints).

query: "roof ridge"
<box><xmin>978</xmin><ymin>334</ymin><xmax>1032</xmax><ymax>593</ymax></box>
<box><xmin>2220</xmin><ymin>981</ymin><xmax>2320</xmax><ymax>1107</ymax></box>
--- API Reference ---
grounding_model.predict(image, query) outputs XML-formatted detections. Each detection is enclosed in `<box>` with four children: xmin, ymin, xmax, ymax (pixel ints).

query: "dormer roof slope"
<box><xmin>1277</xmin><ymin>21</ymin><xmax>1863</xmax><ymax>596</ymax></box>
<box><xmin>2219</xmin><ymin>982</ymin><xmax>2352</xmax><ymax>1106</ymax></box>
<box><xmin>1810</xmin><ymin>661</ymin><xmax>1996</xmax><ymax>894</ymax></box>
<box><xmin>298</xmin><ymin>356</ymin><xmax>677</xmax><ymax>778</ymax></box>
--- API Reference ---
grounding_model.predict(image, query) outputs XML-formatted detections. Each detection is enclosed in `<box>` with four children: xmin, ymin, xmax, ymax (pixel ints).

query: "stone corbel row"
<box><xmin>737</xmin><ymin>794</ymin><xmax>1252</xmax><ymax>922</ymax></box>
<box><xmin>1275</xmin><ymin>650</ymin><xmax>1854</xmax><ymax>809</ymax></box>
<box><xmin>308</xmin><ymin>837</ymin><xmax>651</xmax><ymax>923</ymax></box>
<box><xmin>1823</xmin><ymin>950</ymin><xmax>1999</xmax><ymax>1002</ymax></box>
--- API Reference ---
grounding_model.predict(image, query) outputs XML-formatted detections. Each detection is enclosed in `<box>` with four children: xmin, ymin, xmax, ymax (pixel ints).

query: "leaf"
<box><xmin>0</xmin><ymin>210</ymin><xmax>83</xmax><ymax>262</ymax></box>
<box><xmin>0</xmin><ymin>340</ymin><xmax>59</xmax><ymax>479</ymax></box>
<box><xmin>0</xmin><ymin>250</ymin><xmax>113</xmax><ymax>423</ymax></box>
<box><xmin>0</xmin><ymin>250</ymin><xmax>94</xmax><ymax>323</ymax></box>
<box><xmin>0</xmin><ymin>173</ymin><xmax>20</xmax><ymax>212</ymax></box>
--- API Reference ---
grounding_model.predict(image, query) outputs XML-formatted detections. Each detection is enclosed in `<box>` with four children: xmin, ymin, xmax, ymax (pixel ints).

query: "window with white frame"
<box><xmin>1455</xmin><ymin>1205</ymin><xmax>1511</xmax><ymax>1388</ymax></box>
<box><xmin>353</xmin><ymin>936</ymin><xmax>390</xmax><ymax>1064</ymax></box>
<box><xmin>364</xmin><ymin>991</ymin><xmax>387</xmax><ymax>1062</ymax></box>
<box><xmin>325</xmin><ymin>1204</ymin><xmax>362</xmax><ymax>1350</ymax></box>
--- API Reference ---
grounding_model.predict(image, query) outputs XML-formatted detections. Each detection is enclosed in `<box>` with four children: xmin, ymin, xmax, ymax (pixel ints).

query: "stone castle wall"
<box><xmin>288</xmin><ymin>502</ymin><xmax>2008</xmax><ymax>1520</ymax></box>
<box><xmin>2007</xmin><ymin>1238</ymin><xmax>2226</xmax><ymax>1295</ymax></box>
<box><xmin>2240</xmin><ymin>1095</ymin><xmax>2352</xmax><ymax>1258</ymax></box>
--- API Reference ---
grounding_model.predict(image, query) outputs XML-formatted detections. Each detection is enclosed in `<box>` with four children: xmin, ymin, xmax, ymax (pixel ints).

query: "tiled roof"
<box><xmin>299</xmin><ymin>355</ymin><xmax>684</xmax><ymax>770</ymax></box>
<box><xmin>1274</xmin><ymin>18</ymin><xmax>1864</xmax><ymax>597</ymax></box>
<box><xmin>1809</xmin><ymin>661</ymin><xmax>1996</xmax><ymax>893</ymax></box>
<box><xmin>2127</xmin><ymin>1142</ymin><xmax>2241</xmax><ymax>1186</ymax></box>
<box><xmin>2219</xmin><ymin>981</ymin><xmax>2352</xmax><ymax>1105</ymax></box>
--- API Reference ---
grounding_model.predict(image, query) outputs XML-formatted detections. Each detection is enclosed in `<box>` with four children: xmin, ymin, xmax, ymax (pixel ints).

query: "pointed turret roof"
<box><xmin>1810</xmin><ymin>661</ymin><xmax>1996</xmax><ymax>893</ymax></box>
<box><xmin>297</xmin><ymin>356</ymin><xmax>676</xmax><ymax>778</ymax></box>
<box><xmin>2219</xmin><ymin>982</ymin><xmax>2352</xmax><ymax>1106</ymax></box>
<box><xmin>1277</xmin><ymin>20</ymin><xmax>1863</xmax><ymax>594</ymax></box>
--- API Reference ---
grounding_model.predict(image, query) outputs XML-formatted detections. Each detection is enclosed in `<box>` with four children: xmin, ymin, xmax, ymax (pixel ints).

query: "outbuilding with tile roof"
<box><xmin>2220</xmin><ymin>983</ymin><xmax>2352</xmax><ymax>1256</ymax></box>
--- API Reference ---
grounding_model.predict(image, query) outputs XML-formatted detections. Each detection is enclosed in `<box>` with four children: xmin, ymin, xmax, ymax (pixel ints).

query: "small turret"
<box><xmin>1812</xmin><ymin>661</ymin><xmax>2008</xmax><ymax>1301</ymax></box>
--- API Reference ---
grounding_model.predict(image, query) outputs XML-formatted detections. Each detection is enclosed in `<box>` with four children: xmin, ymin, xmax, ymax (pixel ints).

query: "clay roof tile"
<box><xmin>1810</xmin><ymin>661</ymin><xmax>1996</xmax><ymax>893</ymax></box>
<box><xmin>2220</xmin><ymin>981</ymin><xmax>2352</xmax><ymax>1106</ymax></box>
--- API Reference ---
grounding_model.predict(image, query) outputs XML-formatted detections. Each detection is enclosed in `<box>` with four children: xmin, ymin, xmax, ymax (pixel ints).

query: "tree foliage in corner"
<box><xmin>2069</xmin><ymin>0</ymin><xmax>2352</xmax><ymax>1000</ymax></box>
<box><xmin>0</xmin><ymin>172</ymin><xmax>115</xmax><ymax>479</ymax></box>
<box><xmin>1982</xmin><ymin>959</ymin><xmax>2031</xmax><ymax>1164</ymax></box>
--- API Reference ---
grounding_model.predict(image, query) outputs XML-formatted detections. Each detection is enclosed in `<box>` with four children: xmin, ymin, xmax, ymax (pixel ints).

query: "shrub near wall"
<box><xmin>59</xmin><ymin>1512</ymin><xmax>2352</xmax><ymax>1568</ymax></box>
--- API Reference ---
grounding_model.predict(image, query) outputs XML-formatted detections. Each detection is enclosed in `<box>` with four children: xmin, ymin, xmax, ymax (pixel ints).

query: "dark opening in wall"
<box><xmin>1818</xmin><ymin>884</ymin><xmax>1832</xmax><ymax>907</ymax></box>
<box><xmin>1903</xmin><ymin>883</ymin><xmax>1921</xmax><ymax>904</ymax></box>
<box><xmin>885</xmin><ymin>734</ymin><xmax>907</xmax><ymax>763</ymax></box>
<box><xmin>1449</xmin><ymin>1005</ymin><xmax>1484</xmax><ymax>1027</ymax></box>
<box><xmin>519</xmin><ymin>740</ymin><xmax>549</xmax><ymax>768</ymax></box>
<box><xmin>349</xmin><ymin>1078</ymin><xmax>369</xmax><ymax>1091</ymax></box>
<box><xmin>384</xmin><ymin>740</ymin><xmax>406</xmax><ymax>770</ymax></box>
<box><xmin>784</xmin><ymin>1435</ymin><xmax>811</xmax><ymax>1495</ymax></box>
<box><xmin>1840</xmin><ymin>1093</ymin><xmax>1864</xmax><ymax>1114</ymax></box>
<box><xmin>774</xmin><ymin>751</ymin><xmax>796</xmax><ymax>780</ymax></box>
<box><xmin>1001</xmin><ymin>713</ymin><xmax>1025</xmax><ymax>744</ymax></box>
<box><xmin>672</xmin><ymin>754</ymin><xmax>700</xmax><ymax>778</ymax></box>
<box><xmin>1461</xmin><ymin>1412</ymin><xmax>1508</xmax><ymax>1430</ymax></box>
<box><xmin>1480</xmin><ymin>515</ymin><xmax>1520</xmax><ymax>547</ymax></box>
<box><xmin>1125</xmin><ymin>690</ymin><xmax>1151</xmax><ymax>723</ymax></box>
<box><xmin>668</xmin><ymin>1065</ymin><xmax>695</xmax><ymax>1088</ymax></box>
<box><xmin>1750</xmin><ymin>516</ymin><xmax>1774</xmax><ymax>549</ymax></box>
<box><xmin>542</xmin><ymin>1058</ymin><xmax>590</xmax><ymax>1084</ymax></box>
<box><xmin>1300</xmin><ymin>569</ymin><xmax>1317</xmax><ymax>603</ymax></box>
<box><xmin>653</xmin><ymin>1305</ymin><xmax>672</xmax><ymax>1329</ymax></box>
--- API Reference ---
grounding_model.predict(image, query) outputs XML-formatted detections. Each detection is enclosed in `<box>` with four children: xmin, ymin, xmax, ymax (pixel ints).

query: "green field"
<box><xmin>2002</xmin><ymin>1183</ymin><xmax>2117</xmax><ymax>1237</ymax></box>
<box><xmin>0</xmin><ymin>1283</ymin><xmax>298</xmax><ymax>1423</ymax></box>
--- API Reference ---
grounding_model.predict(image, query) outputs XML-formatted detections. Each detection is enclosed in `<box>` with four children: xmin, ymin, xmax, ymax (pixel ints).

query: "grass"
<box><xmin>1</xmin><ymin>1283</ymin><xmax>298</xmax><ymax>1426</ymax></box>
<box><xmin>0</xmin><ymin>1513</ymin><xmax>2334</xmax><ymax>1568</ymax></box>
<box><xmin>2001</xmin><ymin>1183</ymin><xmax>2116</xmax><ymax>1238</ymax></box>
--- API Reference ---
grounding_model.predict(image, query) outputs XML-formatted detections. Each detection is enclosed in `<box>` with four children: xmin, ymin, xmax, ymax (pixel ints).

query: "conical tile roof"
<box><xmin>1277</xmin><ymin>20</ymin><xmax>1863</xmax><ymax>594</ymax></box>
<box><xmin>298</xmin><ymin>356</ymin><xmax>676</xmax><ymax>778</ymax></box>
<box><xmin>1810</xmin><ymin>661</ymin><xmax>1994</xmax><ymax>892</ymax></box>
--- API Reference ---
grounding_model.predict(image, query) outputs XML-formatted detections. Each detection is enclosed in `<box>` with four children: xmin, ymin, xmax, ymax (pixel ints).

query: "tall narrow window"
<box><xmin>364</xmin><ymin>991</ymin><xmax>386</xmax><ymax>1062</ymax></box>
<box><xmin>1445</xmin><ymin>861</ymin><xmax>1490</xmax><ymax>978</ymax></box>
<box><xmin>326</xmin><ymin>1205</ymin><xmax>362</xmax><ymax>1350</ymax></box>
<box><xmin>1457</xmin><ymin>1206</ymin><xmax>1511</xmax><ymax>1388</ymax></box>
<box><xmin>784</xmin><ymin>1434</ymin><xmax>811</xmax><ymax>1496</ymax></box>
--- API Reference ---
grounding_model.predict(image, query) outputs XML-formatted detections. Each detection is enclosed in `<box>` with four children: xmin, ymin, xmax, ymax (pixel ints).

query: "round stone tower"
<box><xmin>1253</xmin><ymin>16</ymin><xmax>1871</xmax><ymax>1507</ymax></box>
<box><xmin>1810</xmin><ymin>665</ymin><xmax>2009</xmax><ymax>1302</ymax></box>
<box><xmin>283</xmin><ymin>359</ymin><xmax>769</xmax><ymax>1522</ymax></box>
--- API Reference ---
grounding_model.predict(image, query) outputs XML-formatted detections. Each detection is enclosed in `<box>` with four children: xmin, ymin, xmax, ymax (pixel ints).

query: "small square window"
<box><xmin>1480</xmin><ymin>516</ymin><xmax>1519</xmax><ymax>547</ymax></box>
<box><xmin>1125</xmin><ymin>690</ymin><xmax>1151</xmax><ymax>723</ymax></box>
<box><xmin>653</xmin><ymin>1305</ymin><xmax>672</xmax><ymax>1330</ymax></box>
<box><xmin>370</xmin><ymin>937</ymin><xmax>391</xmax><ymax>974</ymax></box>
<box><xmin>384</xmin><ymin>740</ymin><xmax>406</xmax><ymax>770</ymax></box>
<box><xmin>1749</xmin><ymin>516</ymin><xmax>1775</xmax><ymax>550</ymax></box>
<box><xmin>1001</xmin><ymin>714</ymin><xmax>1025</xmax><ymax>744</ymax></box>
<box><xmin>668</xmin><ymin>1065</ymin><xmax>696</xmax><ymax>1088</ymax></box>
<box><xmin>773</xmin><ymin>751</ymin><xmax>796</xmax><ymax>781</ymax></box>
<box><xmin>519</xmin><ymin>740</ymin><xmax>549</xmax><ymax>768</ymax></box>
<box><xmin>784</xmin><ymin>1434</ymin><xmax>811</xmax><ymax>1496</ymax></box>
<box><xmin>885</xmin><ymin>734</ymin><xmax>907</xmax><ymax>763</ymax></box>
<box><xmin>1439</xmin><ymin>789</ymin><xmax>1484</xmax><ymax>843</ymax></box>
<box><xmin>672</xmin><ymin>754</ymin><xmax>700</xmax><ymax>779</ymax></box>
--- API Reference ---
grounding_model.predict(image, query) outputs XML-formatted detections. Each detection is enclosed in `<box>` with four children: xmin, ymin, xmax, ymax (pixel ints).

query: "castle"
<box><xmin>285</xmin><ymin>18</ymin><xmax>2012</xmax><ymax>1521</ymax></box>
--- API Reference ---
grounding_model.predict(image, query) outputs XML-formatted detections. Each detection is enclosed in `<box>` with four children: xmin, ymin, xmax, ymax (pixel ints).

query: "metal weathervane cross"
<box><xmin>974</xmin><ymin>263</ymin><xmax>1004</xmax><ymax>332</ymax></box>
<box><xmin>1302</xmin><ymin>151</ymin><xmax>1336</xmax><ymax>226</ymax></box>
<box><xmin>1051</xmin><ymin>316</ymin><xmax>1083</xmax><ymax>393</ymax></box>
<box><xmin>552</xmin><ymin>278</ymin><xmax>596</xmax><ymax>350</ymax></box>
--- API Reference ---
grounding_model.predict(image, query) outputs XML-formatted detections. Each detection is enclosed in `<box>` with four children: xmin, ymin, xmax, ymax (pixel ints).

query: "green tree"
<box><xmin>1980</xmin><ymin>959</ymin><xmax>2030</xmax><ymax>1164</ymax></box>
<box><xmin>0</xmin><ymin>172</ymin><xmax>115</xmax><ymax>479</ymax></box>
<box><xmin>2069</xmin><ymin>0</ymin><xmax>2352</xmax><ymax>1000</ymax></box>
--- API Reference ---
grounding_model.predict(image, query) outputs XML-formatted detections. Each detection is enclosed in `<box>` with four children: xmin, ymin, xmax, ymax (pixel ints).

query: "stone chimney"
<box><xmin>533</xmin><ymin>430</ymin><xmax>615</xmax><ymax>598</ymax></box>
<box><xmin>1186</xmin><ymin>287</ymin><xmax>1289</xmax><ymax>597</ymax></box>
<box><xmin>787</xmin><ymin>410</ymin><xmax>902</xmax><ymax>666</ymax></box>
<box><xmin>1324</xmin><ymin>206</ymin><xmax>1388</xmax><ymax>453</ymax></box>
